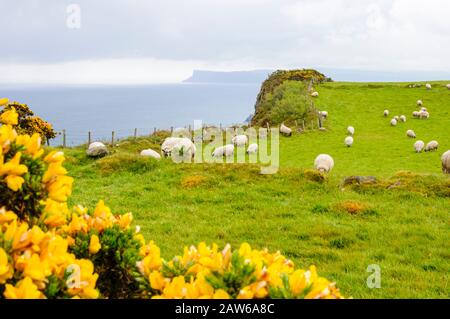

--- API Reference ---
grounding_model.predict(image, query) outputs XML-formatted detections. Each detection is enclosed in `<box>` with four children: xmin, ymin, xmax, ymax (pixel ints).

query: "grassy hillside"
<box><xmin>61</xmin><ymin>81</ymin><xmax>449</xmax><ymax>298</ymax></box>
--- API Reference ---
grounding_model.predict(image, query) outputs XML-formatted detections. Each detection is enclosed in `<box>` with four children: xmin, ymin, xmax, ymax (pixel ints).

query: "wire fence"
<box><xmin>51</xmin><ymin>116</ymin><xmax>324</xmax><ymax>149</ymax></box>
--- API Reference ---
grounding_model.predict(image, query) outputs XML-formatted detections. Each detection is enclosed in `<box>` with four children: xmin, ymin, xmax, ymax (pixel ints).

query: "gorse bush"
<box><xmin>0</xmin><ymin>98</ymin><xmax>344</xmax><ymax>299</ymax></box>
<box><xmin>0</xmin><ymin>100</ymin><xmax>56</xmax><ymax>142</ymax></box>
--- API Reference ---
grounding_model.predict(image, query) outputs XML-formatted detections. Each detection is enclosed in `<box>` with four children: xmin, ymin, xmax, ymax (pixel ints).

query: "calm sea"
<box><xmin>1</xmin><ymin>83</ymin><xmax>260</xmax><ymax>146</ymax></box>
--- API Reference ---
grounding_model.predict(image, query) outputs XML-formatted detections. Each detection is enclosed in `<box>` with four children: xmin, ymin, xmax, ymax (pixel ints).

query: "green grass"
<box><xmin>61</xmin><ymin>81</ymin><xmax>449</xmax><ymax>298</ymax></box>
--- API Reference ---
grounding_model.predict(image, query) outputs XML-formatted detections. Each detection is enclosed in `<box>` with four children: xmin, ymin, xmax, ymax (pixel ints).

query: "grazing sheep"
<box><xmin>441</xmin><ymin>150</ymin><xmax>450</xmax><ymax>174</ymax></box>
<box><xmin>140</xmin><ymin>149</ymin><xmax>161</xmax><ymax>160</ymax></box>
<box><xmin>231</xmin><ymin>134</ymin><xmax>248</xmax><ymax>147</ymax></box>
<box><xmin>420</xmin><ymin>107</ymin><xmax>427</xmax><ymax>112</ymax></box>
<box><xmin>394</xmin><ymin>115</ymin><xmax>399</xmax><ymax>121</ymax></box>
<box><xmin>86</xmin><ymin>142</ymin><xmax>108</xmax><ymax>157</ymax></box>
<box><xmin>384</xmin><ymin>110</ymin><xmax>390</xmax><ymax>117</ymax></box>
<box><xmin>212</xmin><ymin>144</ymin><xmax>234</xmax><ymax>157</ymax></box>
<box><xmin>246</xmin><ymin>143</ymin><xmax>258</xmax><ymax>154</ymax></box>
<box><xmin>319</xmin><ymin>111</ymin><xmax>328</xmax><ymax>119</ymax></box>
<box><xmin>417</xmin><ymin>100</ymin><xmax>423</xmax><ymax>106</ymax></box>
<box><xmin>311</xmin><ymin>91</ymin><xmax>319</xmax><ymax>97</ymax></box>
<box><xmin>446</xmin><ymin>84</ymin><xmax>450</xmax><ymax>90</ymax></box>
<box><xmin>406</xmin><ymin>129</ymin><xmax>416</xmax><ymax>138</ymax></box>
<box><xmin>425</xmin><ymin>140</ymin><xmax>439</xmax><ymax>152</ymax></box>
<box><xmin>314</xmin><ymin>154</ymin><xmax>334</xmax><ymax>173</ymax></box>
<box><xmin>390</xmin><ymin>118</ymin><xmax>398</xmax><ymax>126</ymax></box>
<box><xmin>161</xmin><ymin>137</ymin><xmax>195</xmax><ymax>157</ymax></box>
<box><xmin>414</xmin><ymin>140</ymin><xmax>425</xmax><ymax>153</ymax></box>
<box><xmin>347</xmin><ymin>126</ymin><xmax>355</xmax><ymax>136</ymax></box>
<box><xmin>171</xmin><ymin>138</ymin><xmax>197</xmax><ymax>159</ymax></box>
<box><xmin>399</xmin><ymin>115</ymin><xmax>406</xmax><ymax>122</ymax></box>
<box><xmin>344</xmin><ymin>136</ymin><xmax>354</xmax><ymax>147</ymax></box>
<box><xmin>425</xmin><ymin>83</ymin><xmax>432</xmax><ymax>90</ymax></box>
<box><xmin>280</xmin><ymin>123</ymin><xmax>292</xmax><ymax>136</ymax></box>
<box><xmin>419</xmin><ymin>110</ymin><xmax>430</xmax><ymax>119</ymax></box>
<box><xmin>412</xmin><ymin>111</ymin><xmax>420</xmax><ymax>118</ymax></box>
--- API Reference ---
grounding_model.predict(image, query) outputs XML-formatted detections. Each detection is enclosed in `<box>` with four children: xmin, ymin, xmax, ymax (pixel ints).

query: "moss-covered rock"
<box><xmin>251</xmin><ymin>69</ymin><xmax>331</xmax><ymax>126</ymax></box>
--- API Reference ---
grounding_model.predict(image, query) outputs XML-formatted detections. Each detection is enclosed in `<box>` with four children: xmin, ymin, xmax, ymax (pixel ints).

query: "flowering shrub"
<box><xmin>0</xmin><ymin>100</ymin><xmax>56</xmax><ymax>142</ymax></box>
<box><xmin>136</xmin><ymin>242</ymin><xmax>342</xmax><ymax>299</ymax></box>
<box><xmin>0</xmin><ymin>97</ymin><xmax>344</xmax><ymax>299</ymax></box>
<box><xmin>0</xmin><ymin>208</ymin><xmax>99</xmax><ymax>299</ymax></box>
<box><xmin>62</xmin><ymin>202</ymin><xmax>143</xmax><ymax>298</ymax></box>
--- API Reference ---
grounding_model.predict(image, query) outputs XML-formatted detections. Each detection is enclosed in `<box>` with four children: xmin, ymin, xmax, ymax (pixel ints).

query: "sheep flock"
<box><xmin>85</xmin><ymin>84</ymin><xmax>449</xmax><ymax>175</ymax></box>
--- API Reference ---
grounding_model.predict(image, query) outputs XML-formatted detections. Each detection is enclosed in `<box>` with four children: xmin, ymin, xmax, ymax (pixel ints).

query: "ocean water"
<box><xmin>1</xmin><ymin>83</ymin><xmax>260</xmax><ymax>146</ymax></box>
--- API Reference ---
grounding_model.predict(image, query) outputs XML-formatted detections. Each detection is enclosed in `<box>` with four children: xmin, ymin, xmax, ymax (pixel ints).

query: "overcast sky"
<box><xmin>1</xmin><ymin>0</ymin><xmax>450</xmax><ymax>84</ymax></box>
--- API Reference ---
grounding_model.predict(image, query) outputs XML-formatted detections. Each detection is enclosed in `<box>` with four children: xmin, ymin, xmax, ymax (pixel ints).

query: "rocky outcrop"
<box><xmin>86</xmin><ymin>142</ymin><xmax>108</xmax><ymax>158</ymax></box>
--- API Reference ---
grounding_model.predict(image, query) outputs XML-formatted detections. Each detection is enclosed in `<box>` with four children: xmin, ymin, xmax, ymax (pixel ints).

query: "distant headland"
<box><xmin>183</xmin><ymin>70</ymin><xmax>273</xmax><ymax>84</ymax></box>
<box><xmin>183</xmin><ymin>68</ymin><xmax>450</xmax><ymax>84</ymax></box>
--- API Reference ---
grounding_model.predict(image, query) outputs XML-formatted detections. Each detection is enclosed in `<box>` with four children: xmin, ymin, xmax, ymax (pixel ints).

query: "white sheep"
<box><xmin>344</xmin><ymin>136</ymin><xmax>354</xmax><ymax>147</ymax></box>
<box><xmin>384</xmin><ymin>110</ymin><xmax>390</xmax><ymax>117</ymax></box>
<box><xmin>171</xmin><ymin>138</ymin><xmax>197</xmax><ymax>159</ymax></box>
<box><xmin>417</xmin><ymin>100</ymin><xmax>423</xmax><ymax>106</ymax></box>
<box><xmin>399</xmin><ymin>115</ymin><xmax>406</xmax><ymax>122</ymax></box>
<box><xmin>394</xmin><ymin>115</ymin><xmax>399</xmax><ymax>121</ymax></box>
<box><xmin>347</xmin><ymin>126</ymin><xmax>355</xmax><ymax>136</ymax></box>
<box><xmin>280</xmin><ymin>123</ymin><xmax>292</xmax><ymax>136</ymax></box>
<box><xmin>441</xmin><ymin>150</ymin><xmax>450</xmax><ymax>174</ymax></box>
<box><xmin>319</xmin><ymin>111</ymin><xmax>328</xmax><ymax>119</ymax></box>
<box><xmin>140</xmin><ymin>149</ymin><xmax>161</xmax><ymax>160</ymax></box>
<box><xmin>420</xmin><ymin>107</ymin><xmax>427</xmax><ymax>112</ymax></box>
<box><xmin>426</xmin><ymin>83</ymin><xmax>432</xmax><ymax>90</ymax></box>
<box><xmin>406</xmin><ymin>129</ymin><xmax>416</xmax><ymax>138</ymax></box>
<box><xmin>231</xmin><ymin>135</ymin><xmax>248</xmax><ymax>147</ymax></box>
<box><xmin>425</xmin><ymin>140</ymin><xmax>439</xmax><ymax>152</ymax></box>
<box><xmin>414</xmin><ymin>140</ymin><xmax>425</xmax><ymax>153</ymax></box>
<box><xmin>446</xmin><ymin>84</ymin><xmax>450</xmax><ymax>90</ymax></box>
<box><xmin>311</xmin><ymin>91</ymin><xmax>319</xmax><ymax>97</ymax></box>
<box><xmin>314</xmin><ymin>154</ymin><xmax>334</xmax><ymax>173</ymax></box>
<box><xmin>212</xmin><ymin>144</ymin><xmax>234</xmax><ymax>157</ymax></box>
<box><xmin>161</xmin><ymin>137</ymin><xmax>195</xmax><ymax>157</ymax></box>
<box><xmin>412</xmin><ymin>111</ymin><xmax>420</xmax><ymax>118</ymax></box>
<box><xmin>390</xmin><ymin>118</ymin><xmax>398</xmax><ymax>126</ymax></box>
<box><xmin>246</xmin><ymin>143</ymin><xmax>258</xmax><ymax>154</ymax></box>
<box><xmin>419</xmin><ymin>111</ymin><xmax>430</xmax><ymax>119</ymax></box>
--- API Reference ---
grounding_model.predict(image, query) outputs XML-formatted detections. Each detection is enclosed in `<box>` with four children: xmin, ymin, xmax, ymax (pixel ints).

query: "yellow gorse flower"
<box><xmin>0</xmin><ymin>207</ymin><xmax>17</xmax><ymax>225</ymax></box>
<box><xmin>0</xmin><ymin>247</ymin><xmax>14</xmax><ymax>284</ymax></box>
<box><xmin>89</xmin><ymin>235</ymin><xmax>101</xmax><ymax>254</ymax></box>
<box><xmin>0</xmin><ymin>124</ymin><xmax>17</xmax><ymax>152</ymax></box>
<box><xmin>0</xmin><ymin>152</ymin><xmax>28</xmax><ymax>191</ymax></box>
<box><xmin>0</xmin><ymin>97</ymin><xmax>9</xmax><ymax>106</ymax></box>
<box><xmin>0</xmin><ymin>107</ymin><xmax>18</xmax><ymax>126</ymax></box>
<box><xmin>16</xmin><ymin>133</ymin><xmax>44</xmax><ymax>159</ymax></box>
<box><xmin>4</xmin><ymin>276</ymin><xmax>45</xmax><ymax>299</ymax></box>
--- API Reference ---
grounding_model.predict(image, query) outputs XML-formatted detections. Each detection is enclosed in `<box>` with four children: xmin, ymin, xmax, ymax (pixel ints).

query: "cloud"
<box><xmin>0</xmin><ymin>0</ymin><xmax>449</xmax><ymax>83</ymax></box>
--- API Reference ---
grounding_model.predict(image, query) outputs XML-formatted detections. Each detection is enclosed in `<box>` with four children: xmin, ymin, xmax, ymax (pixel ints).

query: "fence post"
<box><xmin>134</xmin><ymin>128</ymin><xmax>137</xmax><ymax>139</ymax></box>
<box><xmin>311</xmin><ymin>120</ymin><xmax>314</xmax><ymax>130</ymax></box>
<box><xmin>170</xmin><ymin>126</ymin><xmax>173</xmax><ymax>134</ymax></box>
<box><xmin>295</xmin><ymin>120</ymin><xmax>298</xmax><ymax>128</ymax></box>
<box><xmin>88</xmin><ymin>131</ymin><xmax>91</xmax><ymax>146</ymax></box>
<box><xmin>153</xmin><ymin>127</ymin><xmax>156</xmax><ymax>135</ymax></box>
<box><xmin>111</xmin><ymin>131</ymin><xmax>115</xmax><ymax>146</ymax></box>
<box><xmin>302</xmin><ymin>120</ymin><xmax>305</xmax><ymax>131</ymax></box>
<box><xmin>266</xmin><ymin>122</ymin><xmax>270</xmax><ymax>132</ymax></box>
<box><xmin>62</xmin><ymin>130</ymin><xmax>66</xmax><ymax>148</ymax></box>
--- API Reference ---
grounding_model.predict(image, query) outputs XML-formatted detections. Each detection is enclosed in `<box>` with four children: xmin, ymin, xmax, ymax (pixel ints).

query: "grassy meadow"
<box><xmin>61</xmin><ymin>81</ymin><xmax>449</xmax><ymax>298</ymax></box>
